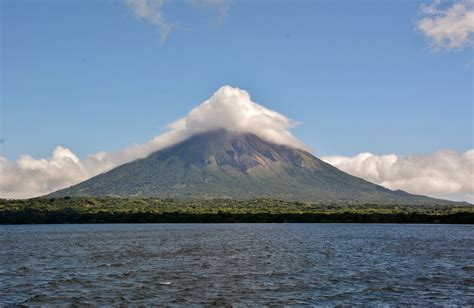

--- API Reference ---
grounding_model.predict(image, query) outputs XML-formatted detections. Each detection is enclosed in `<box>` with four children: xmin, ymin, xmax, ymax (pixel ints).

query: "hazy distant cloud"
<box><xmin>417</xmin><ymin>0</ymin><xmax>474</xmax><ymax>49</ymax></box>
<box><xmin>322</xmin><ymin>150</ymin><xmax>474</xmax><ymax>201</ymax></box>
<box><xmin>188</xmin><ymin>0</ymin><xmax>230</xmax><ymax>25</ymax></box>
<box><xmin>125</xmin><ymin>0</ymin><xmax>230</xmax><ymax>43</ymax></box>
<box><xmin>0</xmin><ymin>86</ymin><xmax>304</xmax><ymax>199</ymax></box>
<box><xmin>125</xmin><ymin>0</ymin><xmax>171</xmax><ymax>43</ymax></box>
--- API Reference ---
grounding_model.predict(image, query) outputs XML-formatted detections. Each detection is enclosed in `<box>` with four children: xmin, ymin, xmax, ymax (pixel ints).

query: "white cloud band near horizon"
<box><xmin>321</xmin><ymin>150</ymin><xmax>474</xmax><ymax>203</ymax></box>
<box><xmin>0</xmin><ymin>86</ymin><xmax>305</xmax><ymax>199</ymax></box>
<box><xmin>1</xmin><ymin>86</ymin><xmax>473</xmax><ymax>202</ymax></box>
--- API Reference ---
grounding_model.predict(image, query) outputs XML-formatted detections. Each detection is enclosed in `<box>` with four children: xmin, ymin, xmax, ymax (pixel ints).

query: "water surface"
<box><xmin>1</xmin><ymin>224</ymin><xmax>473</xmax><ymax>305</ymax></box>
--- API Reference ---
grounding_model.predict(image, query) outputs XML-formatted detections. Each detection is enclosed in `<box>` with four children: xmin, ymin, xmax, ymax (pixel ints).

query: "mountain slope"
<box><xmin>50</xmin><ymin>130</ymin><xmax>452</xmax><ymax>205</ymax></box>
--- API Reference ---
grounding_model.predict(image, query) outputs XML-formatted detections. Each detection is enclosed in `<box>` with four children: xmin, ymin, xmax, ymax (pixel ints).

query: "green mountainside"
<box><xmin>50</xmin><ymin>130</ymin><xmax>455</xmax><ymax>205</ymax></box>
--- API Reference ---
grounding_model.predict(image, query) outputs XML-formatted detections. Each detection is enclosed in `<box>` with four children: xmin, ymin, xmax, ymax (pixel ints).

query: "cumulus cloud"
<box><xmin>0</xmin><ymin>86</ymin><xmax>304</xmax><ymax>199</ymax></box>
<box><xmin>167</xmin><ymin>86</ymin><xmax>306</xmax><ymax>150</ymax></box>
<box><xmin>0</xmin><ymin>147</ymin><xmax>89</xmax><ymax>199</ymax></box>
<box><xmin>322</xmin><ymin>149</ymin><xmax>474</xmax><ymax>201</ymax></box>
<box><xmin>416</xmin><ymin>0</ymin><xmax>474</xmax><ymax>49</ymax></box>
<box><xmin>125</xmin><ymin>0</ymin><xmax>230</xmax><ymax>43</ymax></box>
<box><xmin>1</xmin><ymin>85</ymin><xmax>472</xmax><ymax>201</ymax></box>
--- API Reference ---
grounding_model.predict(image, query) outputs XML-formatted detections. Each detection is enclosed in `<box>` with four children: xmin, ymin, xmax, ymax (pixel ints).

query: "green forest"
<box><xmin>1</xmin><ymin>197</ymin><xmax>473</xmax><ymax>224</ymax></box>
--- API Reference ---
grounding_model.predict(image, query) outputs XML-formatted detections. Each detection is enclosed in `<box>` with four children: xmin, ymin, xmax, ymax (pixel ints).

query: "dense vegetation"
<box><xmin>1</xmin><ymin>197</ymin><xmax>473</xmax><ymax>224</ymax></box>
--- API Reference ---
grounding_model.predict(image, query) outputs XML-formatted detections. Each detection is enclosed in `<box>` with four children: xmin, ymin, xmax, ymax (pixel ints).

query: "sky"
<box><xmin>0</xmin><ymin>0</ymin><xmax>473</xmax><ymax>201</ymax></box>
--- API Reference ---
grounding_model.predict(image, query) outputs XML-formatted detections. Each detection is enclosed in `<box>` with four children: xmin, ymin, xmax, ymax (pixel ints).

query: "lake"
<box><xmin>1</xmin><ymin>224</ymin><xmax>473</xmax><ymax>306</ymax></box>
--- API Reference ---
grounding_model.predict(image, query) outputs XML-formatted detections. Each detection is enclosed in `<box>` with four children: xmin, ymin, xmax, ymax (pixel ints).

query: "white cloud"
<box><xmin>417</xmin><ymin>0</ymin><xmax>474</xmax><ymax>49</ymax></box>
<box><xmin>1</xmin><ymin>85</ymin><xmax>473</xmax><ymax>202</ymax></box>
<box><xmin>0</xmin><ymin>147</ymin><xmax>89</xmax><ymax>199</ymax></box>
<box><xmin>125</xmin><ymin>0</ymin><xmax>171</xmax><ymax>43</ymax></box>
<box><xmin>0</xmin><ymin>85</ymin><xmax>304</xmax><ymax>199</ymax></box>
<box><xmin>322</xmin><ymin>149</ymin><xmax>474</xmax><ymax>201</ymax></box>
<box><xmin>166</xmin><ymin>85</ymin><xmax>306</xmax><ymax>150</ymax></box>
<box><xmin>125</xmin><ymin>0</ymin><xmax>230</xmax><ymax>43</ymax></box>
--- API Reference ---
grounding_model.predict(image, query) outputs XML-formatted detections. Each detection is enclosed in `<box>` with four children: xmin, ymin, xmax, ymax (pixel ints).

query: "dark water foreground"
<box><xmin>1</xmin><ymin>224</ymin><xmax>473</xmax><ymax>306</ymax></box>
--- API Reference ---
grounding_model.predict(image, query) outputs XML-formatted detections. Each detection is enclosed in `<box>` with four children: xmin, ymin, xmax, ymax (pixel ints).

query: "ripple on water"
<box><xmin>0</xmin><ymin>224</ymin><xmax>473</xmax><ymax>306</ymax></box>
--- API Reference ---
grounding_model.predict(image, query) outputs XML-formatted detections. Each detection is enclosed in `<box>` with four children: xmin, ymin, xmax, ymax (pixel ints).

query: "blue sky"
<box><xmin>2</xmin><ymin>0</ymin><xmax>472</xmax><ymax>160</ymax></box>
<box><xmin>1</xmin><ymin>0</ymin><xmax>473</xmax><ymax>200</ymax></box>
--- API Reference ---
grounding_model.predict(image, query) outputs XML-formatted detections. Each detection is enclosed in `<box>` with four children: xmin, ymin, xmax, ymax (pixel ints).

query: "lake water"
<box><xmin>1</xmin><ymin>224</ymin><xmax>473</xmax><ymax>306</ymax></box>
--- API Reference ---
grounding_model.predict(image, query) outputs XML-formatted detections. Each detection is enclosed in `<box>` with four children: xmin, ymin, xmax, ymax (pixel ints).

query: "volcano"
<box><xmin>50</xmin><ymin>130</ymin><xmax>449</xmax><ymax>204</ymax></box>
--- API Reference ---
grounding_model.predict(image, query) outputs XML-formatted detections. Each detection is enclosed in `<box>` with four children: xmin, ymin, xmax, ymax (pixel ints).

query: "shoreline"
<box><xmin>1</xmin><ymin>211</ymin><xmax>472</xmax><ymax>224</ymax></box>
<box><xmin>1</xmin><ymin>197</ymin><xmax>473</xmax><ymax>224</ymax></box>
